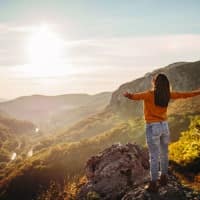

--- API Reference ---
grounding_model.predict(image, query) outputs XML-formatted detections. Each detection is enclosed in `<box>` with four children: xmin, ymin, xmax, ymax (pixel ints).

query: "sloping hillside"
<box><xmin>0</xmin><ymin>114</ymin><xmax>36</xmax><ymax>179</ymax></box>
<box><xmin>48</xmin><ymin>92</ymin><xmax>112</xmax><ymax>132</ymax></box>
<box><xmin>0</xmin><ymin>92</ymin><xmax>112</xmax><ymax>132</ymax></box>
<box><xmin>0</xmin><ymin>116</ymin><xmax>145</xmax><ymax>200</ymax></box>
<box><xmin>0</xmin><ymin>115</ymin><xmax>199</xmax><ymax>200</ymax></box>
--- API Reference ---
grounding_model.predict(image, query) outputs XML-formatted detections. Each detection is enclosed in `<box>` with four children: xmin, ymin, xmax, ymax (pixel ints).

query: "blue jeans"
<box><xmin>146</xmin><ymin>121</ymin><xmax>170</xmax><ymax>181</ymax></box>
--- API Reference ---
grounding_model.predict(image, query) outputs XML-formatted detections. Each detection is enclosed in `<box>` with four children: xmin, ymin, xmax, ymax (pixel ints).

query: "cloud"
<box><xmin>1</xmin><ymin>23</ymin><xmax>200</xmax><ymax>98</ymax></box>
<box><xmin>68</xmin><ymin>34</ymin><xmax>200</xmax><ymax>70</ymax></box>
<box><xmin>1</xmin><ymin>21</ymin><xmax>200</xmax><ymax>69</ymax></box>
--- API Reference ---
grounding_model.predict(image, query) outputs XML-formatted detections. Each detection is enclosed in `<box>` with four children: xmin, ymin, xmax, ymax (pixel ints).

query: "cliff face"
<box><xmin>109</xmin><ymin>61</ymin><xmax>200</xmax><ymax>118</ymax></box>
<box><xmin>77</xmin><ymin>143</ymin><xmax>200</xmax><ymax>200</ymax></box>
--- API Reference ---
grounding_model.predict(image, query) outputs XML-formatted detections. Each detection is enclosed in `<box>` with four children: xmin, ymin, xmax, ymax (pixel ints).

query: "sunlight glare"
<box><xmin>28</xmin><ymin>24</ymin><xmax>63</xmax><ymax>64</ymax></box>
<box><xmin>26</xmin><ymin>24</ymin><xmax>69</xmax><ymax>77</ymax></box>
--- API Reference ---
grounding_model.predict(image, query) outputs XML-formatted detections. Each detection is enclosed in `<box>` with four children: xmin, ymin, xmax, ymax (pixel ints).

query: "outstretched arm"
<box><xmin>170</xmin><ymin>89</ymin><xmax>200</xmax><ymax>99</ymax></box>
<box><xmin>123</xmin><ymin>91</ymin><xmax>149</xmax><ymax>100</ymax></box>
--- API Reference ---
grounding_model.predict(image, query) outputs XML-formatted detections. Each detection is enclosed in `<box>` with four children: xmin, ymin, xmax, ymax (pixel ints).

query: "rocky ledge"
<box><xmin>77</xmin><ymin>143</ymin><xmax>200</xmax><ymax>200</ymax></box>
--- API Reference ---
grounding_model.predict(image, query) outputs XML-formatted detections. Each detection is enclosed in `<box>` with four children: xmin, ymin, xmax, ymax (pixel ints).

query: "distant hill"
<box><xmin>0</xmin><ymin>114</ymin><xmax>35</xmax><ymax>136</ymax></box>
<box><xmin>0</xmin><ymin>92</ymin><xmax>112</xmax><ymax>132</ymax></box>
<box><xmin>0</xmin><ymin>99</ymin><xmax>6</xmax><ymax>103</ymax></box>
<box><xmin>0</xmin><ymin>110</ymin><xmax>9</xmax><ymax>118</ymax></box>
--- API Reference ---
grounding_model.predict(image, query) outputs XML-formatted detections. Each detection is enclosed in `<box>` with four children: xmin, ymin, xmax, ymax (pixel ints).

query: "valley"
<box><xmin>0</xmin><ymin>60</ymin><xmax>200</xmax><ymax>200</ymax></box>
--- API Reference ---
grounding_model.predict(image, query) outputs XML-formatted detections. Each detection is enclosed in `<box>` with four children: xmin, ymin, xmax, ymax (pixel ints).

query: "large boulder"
<box><xmin>77</xmin><ymin>143</ymin><xmax>149</xmax><ymax>200</ymax></box>
<box><xmin>77</xmin><ymin>143</ymin><xmax>200</xmax><ymax>200</ymax></box>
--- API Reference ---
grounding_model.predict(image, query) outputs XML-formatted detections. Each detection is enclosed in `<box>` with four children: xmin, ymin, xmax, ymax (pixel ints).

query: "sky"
<box><xmin>0</xmin><ymin>0</ymin><xmax>200</xmax><ymax>99</ymax></box>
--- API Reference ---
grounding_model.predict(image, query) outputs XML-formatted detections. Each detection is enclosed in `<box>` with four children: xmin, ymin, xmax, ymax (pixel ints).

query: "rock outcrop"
<box><xmin>77</xmin><ymin>143</ymin><xmax>149</xmax><ymax>199</ymax></box>
<box><xmin>122</xmin><ymin>175</ymin><xmax>186</xmax><ymax>200</ymax></box>
<box><xmin>77</xmin><ymin>143</ymin><xmax>200</xmax><ymax>200</ymax></box>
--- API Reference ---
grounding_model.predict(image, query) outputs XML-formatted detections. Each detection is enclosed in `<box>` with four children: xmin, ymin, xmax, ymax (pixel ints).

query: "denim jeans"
<box><xmin>146</xmin><ymin>121</ymin><xmax>170</xmax><ymax>181</ymax></box>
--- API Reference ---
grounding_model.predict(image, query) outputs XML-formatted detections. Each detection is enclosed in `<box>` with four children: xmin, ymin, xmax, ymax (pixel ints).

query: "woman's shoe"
<box><xmin>145</xmin><ymin>181</ymin><xmax>158</xmax><ymax>193</ymax></box>
<box><xmin>159</xmin><ymin>174</ymin><xmax>168</xmax><ymax>186</ymax></box>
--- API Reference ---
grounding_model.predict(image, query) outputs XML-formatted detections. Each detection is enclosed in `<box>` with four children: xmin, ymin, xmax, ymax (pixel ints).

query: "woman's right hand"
<box><xmin>123</xmin><ymin>92</ymin><xmax>133</xmax><ymax>99</ymax></box>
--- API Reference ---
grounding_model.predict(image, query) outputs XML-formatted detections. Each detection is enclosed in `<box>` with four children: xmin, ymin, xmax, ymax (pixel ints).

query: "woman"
<box><xmin>123</xmin><ymin>73</ymin><xmax>200</xmax><ymax>192</ymax></box>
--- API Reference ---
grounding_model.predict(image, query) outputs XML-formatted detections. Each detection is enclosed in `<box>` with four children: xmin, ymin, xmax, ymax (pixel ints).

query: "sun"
<box><xmin>26</xmin><ymin>24</ymin><xmax>67</xmax><ymax>77</ymax></box>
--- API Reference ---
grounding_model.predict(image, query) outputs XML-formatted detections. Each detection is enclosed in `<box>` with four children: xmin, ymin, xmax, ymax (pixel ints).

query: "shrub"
<box><xmin>169</xmin><ymin>116</ymin><xmax>200</xmax><ymax>170</ymax></box>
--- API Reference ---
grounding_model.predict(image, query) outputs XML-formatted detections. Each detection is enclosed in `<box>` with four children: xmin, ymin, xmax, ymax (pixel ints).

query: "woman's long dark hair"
<box><xmin>154</xmin><ymin>74</ymin><xmax>170</xmax><ymax>107</ymax></box>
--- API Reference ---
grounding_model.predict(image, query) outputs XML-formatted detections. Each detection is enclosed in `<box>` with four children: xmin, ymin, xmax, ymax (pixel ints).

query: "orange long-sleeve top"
<box><xmin>129</xmin><ymin>90</ymin><xmax>200</xmax><ymax>123</ymax></box>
